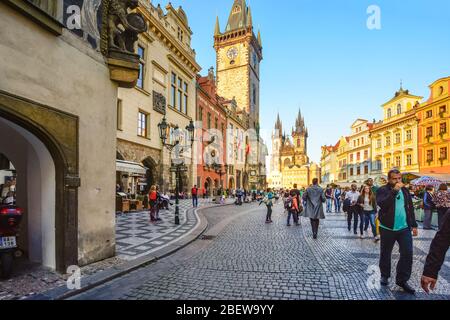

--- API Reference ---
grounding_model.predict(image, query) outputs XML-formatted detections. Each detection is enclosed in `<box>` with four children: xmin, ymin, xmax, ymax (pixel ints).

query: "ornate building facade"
<box><xmin>269</xmin><ymin>111</ymin><xmax>321</xmax><ymax>189</ymax></box>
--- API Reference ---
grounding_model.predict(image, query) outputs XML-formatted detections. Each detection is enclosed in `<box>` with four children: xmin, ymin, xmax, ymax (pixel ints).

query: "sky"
<box><xmin>159</xmin><ymin>0</ymin><xmax>450</xmax><ymax>163</ymax></box>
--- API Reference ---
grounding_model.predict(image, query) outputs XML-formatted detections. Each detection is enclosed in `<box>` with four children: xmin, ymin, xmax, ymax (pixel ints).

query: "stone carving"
<box><xmin>153</xmin><ymin>91</ymin><xmax>166</xmax><ymax>115</ymax></box>
<box><xmin>101</xmin><ymin>0</ymin><xmax>147</xmax><ymax>56</ymax></box>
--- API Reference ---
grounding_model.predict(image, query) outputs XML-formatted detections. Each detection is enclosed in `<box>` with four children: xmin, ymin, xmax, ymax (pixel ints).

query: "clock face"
<box><xmin>227</xmin><ymin>47</ymin><xmax>238</xmax><ymax>60</ymax></box>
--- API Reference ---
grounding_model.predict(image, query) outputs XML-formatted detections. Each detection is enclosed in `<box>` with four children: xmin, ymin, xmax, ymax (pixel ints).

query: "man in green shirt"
<box><xmin>376</xmin><ymin>169</ymin><xmax>418</xmax><ymax>295</ymax></box>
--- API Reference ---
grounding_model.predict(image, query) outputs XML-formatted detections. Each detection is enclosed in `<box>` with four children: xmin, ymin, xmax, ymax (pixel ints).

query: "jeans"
<box><xmin>192</xmin><ymin>195</ymin><xmax>198</xmax><ymax>207</ymax></box>
<box><xmin>437</xmin><ymin>207</ymin><xmax>449</xmax><ymax>231</ymax></box>
<box><xmin>363</xmin><ymin>210</ymin><xmax>377</xmax><ymax>236</ymax></box>
<box><xmin>326</xmin><ymin>198</ymin><xmax>333</xmax><ymax>212</ymax></box>
<box><xmin>287</xmin><ymin>210</ymin><xmax>298</xmax><ymax>225</ymax></box>
<box><xmin>379</xmin><ymin>227</ymin><xmax>413</xmax><ymax>284</ymax></box>
<box><xmin>347</xmin><ymin>206</ymin><xmax>364</xmax><ymax>234</ymax></box>
<box><xmin>334</xmin><ymin>198</ymin><xmax>341</xmax><ymax>212</ymax></box>
<box><xmin>266</xmin><ymin>205</ymin><xmax>273</xmax><ymax>221</ymax></box>
<box><xmin>423</xmin><ymin>209</ymin><xmax>433</xmax><ymax>229</ymax></box>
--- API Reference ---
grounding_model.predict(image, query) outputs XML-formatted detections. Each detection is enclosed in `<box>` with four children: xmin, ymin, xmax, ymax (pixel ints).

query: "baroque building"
<box><xmin>269</xmin><ymin>111</ymin><xmax>321</xmax><ymax>189</ymax></box>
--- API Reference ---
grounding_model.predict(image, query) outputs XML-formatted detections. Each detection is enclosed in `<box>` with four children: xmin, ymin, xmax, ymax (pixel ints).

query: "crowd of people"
<box><xmin>259</xmin><ymin>170</ymin><xmax>450</xmax><ymax>295</ymax></box>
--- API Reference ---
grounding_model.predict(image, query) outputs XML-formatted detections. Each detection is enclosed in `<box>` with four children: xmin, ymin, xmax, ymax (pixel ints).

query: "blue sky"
<box><xmin>164</xmin><ymin>0</ymin><xmax>450</xmax><ymax>163</ymax></box>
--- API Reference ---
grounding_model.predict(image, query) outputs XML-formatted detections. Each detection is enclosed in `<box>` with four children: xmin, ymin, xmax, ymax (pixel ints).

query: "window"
<box><xmin>377</xmin><ymin>139</ymin><xmax>381</xmax><ymax>149</ymax></box>
<box><xmin>385</xmin><ymin>158</ymin><xmax>391</xmax><ymax>169</ymax></box>
<box><xmin>357</xmin><ymin>152</ymin><xmax>360</xmax><ymax>161</ymax></box>
<box><xmin>177</xmin><ymin>27</ymin><xmax>184</xmax><ymax>42</ymax></box>
<box><xmin>356</xmin><ymin>167</ymin><xmax>361</xmax><ymax>176</ymax></box>
<box><xmin>397</xmin><ymin>104</ymin><xmax>402</xmax><ymax>115</ymax></box>
<box><xmin>406</xmin><ymin>130</ymin><xmax>412</xmax><ymax>141</ymax></box>
<box><xmin>426</xmin><ymin>110</ymin><xmax>433</xmax><ymax>119</ymax></box>
<box><xmin>385</xmin><ymin>136</ymin><xmax>391</xmax><ymax>146</ymax></box>
<box><xmin>387</xmin><ymin>108</ymin><xmax>392</xmax><ymax>118</ymax></box>
<box><xmin>376</xmin><ymin>160</ymin><xmax>382</xmax><ymax>171</ymax></box>
<box><xmin>361</xmin><ymin>137</ymin><xmax>364</xmax><ymax>144</ymax></box>
<box><xmin>364</xmin><ymin>150</ymin><xmax>368</xmax><ymax>160</ymax></box>
<box><xmin>440</xmin><ymin>147</ymin><xmax>448</xmax><ymax>160</ymax></box>
<box><xmin>350</xmin><ymin>168</ymin><xmax>354</xmax><ymax>176</ymax></box>
<box><xmin>426</xmin><ymin>126</ymin><xmax>433</xmax><ymax>137</ymax></box>
<box><xmin>198</xmin><ymin>107</ymin><xmax>203</xmax><ymax>121</ymax></box>
<box><xmin>395</xmin><ymin>133</ymin><xmax>401</xmax><ymax>144</ymax></box>
<box><xmin>252</xmin><ymin>84</ymin><xmax>257</xmax><ymax>108</ymax></box>
<box><xmin>207</xmin><ymin>113</ymin><xmax>211</xmax><ymax>129</ymax></box>
<box><xmin>395</xmin><ymin>156</ymin><xmax>401</xmax><ymax>168</ymax></box>
<box><xmin>350</xmin><ymin>154</ymin><xmax>354</xmax><ymax>163</ymax></box>
<box><xmin>406</xmin><ymin>154</ymin><xmax>412</xmax><ymax>166</ymax></box>
<box><xmin>138</xmin><ymin>111</ymin><xmax>150</xmax><ymax>138</ymax></box>
<box><xmin>364</xmin><ymin>165</ymin><xmax>369</xmax><ymax>174</ymax></box>
<box><xmin>117</xmin><ymin>99</ymin><xmax>123</xmax><ymax>130</ymax></box>
<box><xmin>440</xmin><ymin>105</ymin><xmax>447</xmax><ymax>114</ymax></box>
<box><xmin>137</xmin><ymin>45</ymin><xmax>146</xmax><ymax>89</ymax></box>
<box><xmin>343</xmin><ymin>173</ymin><xmax>347</xmax><ymax>180</ymax></box>
<box><xmin>297</xmin><ymin>139</ymin><xmax>301</xmax><ymax>147</ymax></box>
<box><xmin>440</xmin><ymin>122</ymin><xmax>447</xmax><ymax>134</ymax></box>
<box><xmin>427</xmin><ymin>150</ymin><xmax>434</xmax><ymax>162</ymax></box>
<box><xmin>215</xmin><ymin>118</ymin><xmax>218</xmax><ymax>129</ymax></box>
<box><xmin>353</xmin><ymin>141</ymin><xmax>356</xmax><ymax>147</ymax></box>
<box><xmin>170</xmin><ymin>72</ymin><xmax>188</xmax><ymax>114</ymax></box>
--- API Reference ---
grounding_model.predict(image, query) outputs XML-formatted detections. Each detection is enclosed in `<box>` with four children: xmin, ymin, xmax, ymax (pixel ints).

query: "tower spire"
<box><xmin>257</xmin><ymin>30</ymin><xmax>262</xmax><ymax>47</ymax></box>
<box><xmin>215</xmin><ymin>16</ymin><xmax>221</xmax><ymax>36</ymax></box>
<box><xmin>247</xmin><ymin>6</ymin><xmax>253</xmax><ymax>27</ymax></box>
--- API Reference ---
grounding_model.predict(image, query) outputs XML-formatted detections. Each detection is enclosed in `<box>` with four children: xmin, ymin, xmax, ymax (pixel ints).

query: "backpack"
<box><xmin>284</xmin><ymin>196</ymin><xmax>293</xmax><ymax>210</ymax></box>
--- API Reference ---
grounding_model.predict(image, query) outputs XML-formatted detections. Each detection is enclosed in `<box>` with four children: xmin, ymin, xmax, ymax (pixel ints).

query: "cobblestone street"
<box><xmin>71</xmin><ymin>202</ymin><xmax>450</xmax><ymax>300</ymax></box>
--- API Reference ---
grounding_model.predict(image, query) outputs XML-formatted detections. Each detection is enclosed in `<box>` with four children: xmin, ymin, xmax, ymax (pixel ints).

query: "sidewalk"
<box><xmin>0</xmin><ymin>198</ymin><xmax>233</xmax><ymax>300</ymax></box>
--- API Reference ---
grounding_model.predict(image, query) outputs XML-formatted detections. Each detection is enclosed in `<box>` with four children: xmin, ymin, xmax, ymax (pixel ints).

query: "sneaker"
<box><xmin>360</xmin><ymin>234</ymin><xmax>365</xmax><ymax>239</ymax></box>
<box><xmin>287</xmin><ymin>224</ymin><xmax>291</xmax><ymax>227</ymax></box>
<box><xmin>380</xmin><ymin>276</ymin><xmax>389</xmax><ymax>286</ymax></box>
<box><xmin>374</xmin><ymin>235</ymin><xmax>380</xmax><ymax>242</ymax></box>
<box><xmin>396</xmin><ymin>282</ymin><xmax>416</xmax><ymax>295</ymax></box>
<box><xmin>265</xmin><ymin>220</ymin><xmax>270</xmax><ymax>224</ymax></box>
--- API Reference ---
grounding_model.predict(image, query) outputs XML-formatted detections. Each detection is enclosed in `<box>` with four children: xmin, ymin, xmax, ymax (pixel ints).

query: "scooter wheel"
<box><xmin>0</xmin><ymin>252</ymin><xmax>14</xmax><ymax>279</ymax></box>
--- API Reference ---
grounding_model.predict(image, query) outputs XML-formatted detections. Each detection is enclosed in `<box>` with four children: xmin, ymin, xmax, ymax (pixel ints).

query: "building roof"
<box><xmin>381</xmin><ymin>85</ymin><xmax>423</xmax><ymax>107</ymax></box>
<box><xmin>225</xmin><ymin>0</ymin><xmax>251</xmax><ymax>33</ymax></box>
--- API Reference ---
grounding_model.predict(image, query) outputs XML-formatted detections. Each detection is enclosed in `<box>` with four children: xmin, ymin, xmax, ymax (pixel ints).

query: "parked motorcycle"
<box><xmin>0</xmin><ymin>204</ymin><xmax>23</xmax><ymax>278</ymax></box>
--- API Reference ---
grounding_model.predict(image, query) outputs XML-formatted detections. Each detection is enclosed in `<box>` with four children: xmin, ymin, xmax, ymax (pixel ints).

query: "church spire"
<box><xmin>257</xmin><ymin>30</ymin><xmax>262</xmax><ymax>47</ymax></box>
<box><xmin>247</xmin><ymin>6</ymin><xmax>253</xmax><ymax>27</ymax></box>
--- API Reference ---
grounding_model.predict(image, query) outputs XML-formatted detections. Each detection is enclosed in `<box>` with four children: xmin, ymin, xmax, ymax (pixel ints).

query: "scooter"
<box><xmin>0</xmin><ymin>204</ymin><xmax>23</xmax><ymax>279</ymax></box>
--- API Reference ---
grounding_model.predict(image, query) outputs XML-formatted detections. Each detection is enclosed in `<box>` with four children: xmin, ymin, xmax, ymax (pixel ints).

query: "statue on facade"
<box><xmin>101</xmin><ymin>0</ymin><xmax>147</xmax><ymax>56</ymax></box>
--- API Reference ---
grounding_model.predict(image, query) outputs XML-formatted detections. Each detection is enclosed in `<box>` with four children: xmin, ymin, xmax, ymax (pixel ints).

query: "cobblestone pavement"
<box><xmin>73</xmin><ymin>202</ymin><xmax>450</xmax><ymax>300</ymax></box>
<box><xmin>116</xmin><ymin>198</ymin><xmax>233</xmax><ymax>260</ymax></box>
<box><xmin>0</xmin><ymin>198</ymin><xmax>232</xmax><ymax>300</ymax></box>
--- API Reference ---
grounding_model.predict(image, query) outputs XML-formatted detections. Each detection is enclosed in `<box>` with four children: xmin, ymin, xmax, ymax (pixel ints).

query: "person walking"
<box><xmin>325</xmin><ymin>185</ymin><xmax>333</xmax><ymax>213</ymax></box>
<box><xmin>286</xmin><ymin>191</ymin><xmax>299</xmax><ymax>226</ymax></box>
<box><xmin>334</xmin><ymin>186</ymin><xmax>342</xmax><ymax>213</ymax></box>
<box><xmin>423</xmin><ymin>185</ymin><xmax>435</xmax><ymax>230</ymax></box>
<box><xmin>345</xmin><ymin>184</ymin><xmax>361</xmax><ymax>235</ymax></box>
<box><xmin>421</xmin><ymin>208</ymin><xmax>450</xmax><ymax>294</ymax></box>
<box><xmin>302</xmin><ymin>178</ymin><xmax>326</xmax><ymax>239</ymax></box>
<box><xmin>377</xmin><ymin>169</ymin><xmax>418</xmax><ymax>294</ymax></box>
<box><xmin>191</xmin><ymin>185</ymin><xmax>199</xmax><ymax>208</ymax></box>
<box><xmin>432</xmin><ymin>183</ymin><xmax>450</xmax><ymax>231</ymax></box>
<box><xmin>148</xmin><ymin>185</ymin><xmax>158</xmax><ymax>223</ymax></box>
<box><xmin>261</xmin><ymin>188</ymin><xmax>274</xmax><ymax>224</ymax></box>
<box><xmin>358</xmin><ymin>185</ymin><xmax>379</xmax><ymax>241</ymax></box>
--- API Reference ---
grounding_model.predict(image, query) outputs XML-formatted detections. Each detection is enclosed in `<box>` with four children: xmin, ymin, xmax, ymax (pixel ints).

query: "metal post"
<box><xmin>175</xmin><ymin>164</ymin><xmax>180</xmax><ymax>225</ymax></box>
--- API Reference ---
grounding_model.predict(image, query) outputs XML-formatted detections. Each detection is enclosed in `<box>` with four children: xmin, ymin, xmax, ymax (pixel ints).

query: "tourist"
<box><xmin>423</xmin><ymin>185</ymin><xmax>435</xmax><ymax>230</ymax></box>
<box><xmin>358</xmin><ymin>185</ymin><xmax>379</xmax><ymax>241</ymax></box>
<box><xmin>261</xmin><ymin>188</ymin><xmax>274</xmax><ymax>224</ymax></box>
<box><xmin>302</xmin><ymin>178</ymin><xmax>326</xmax><ymax>239</ymax></box>
<box><xmin>334</xmin><ymin>186</ymin><xmax>342</xmax><ymax>213</ymax></box>
<box><xmin>325</xmin><ymin>184</ymin><xmax>333</xmax><ymax>213</ymax></box>
<box><xmin>148</xmin><ymin>185</ymin><xmax>158</xmax><ymax>223</ymax></box>
<box><xmin>345</xmin><ymin>184</ymin><xmax>361</xmax><ymax>235</ymax></box>
<box><xmin>191</xmin><ymin>185</ymin><xmax>199</xmax><ymax>208</ymax></box>
<box><xmin>286</xmin><ymin>190</ymin><xmax>299</xmax><ymax>226</ymax></box>
<box><xmin>421</xmin><ymin>208</ymin><xmax>450</xmax><ymax>293</ymax></box>
<box><xmin>377</xmin><ymin>169</ymin><xmax>418</xmax><ymax>294</ymax></box>
<box><xmin>432</xmin><ymin>183</ymin><xmax>450</xmax><ymax>231</ymax></box>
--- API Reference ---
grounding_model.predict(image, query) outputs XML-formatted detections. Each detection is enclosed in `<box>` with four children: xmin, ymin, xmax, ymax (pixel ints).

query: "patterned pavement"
<box><xmin>115</xmin><ymin>198</ymin><xmax>234</xmax><ymax>260</ymax></box>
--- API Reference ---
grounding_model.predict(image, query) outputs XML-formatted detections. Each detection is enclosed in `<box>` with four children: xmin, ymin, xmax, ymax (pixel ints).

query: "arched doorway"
<box><xmin>142</xmin><ymin>156</ymin><xmax>158</xmax><ymax>193</ymax></box>
<box><xmin>228</xmin><ymin>177</ymin><xmax>235</xmax><ymax>190</ymax></box>
<box><xmin>0</xmin><ymin>93</ymin><xmax>79</xmax><ymax>273</ymax></box>
<box><xmin>205</xmin><ymin>177</ymin><xmax>212</xmax><ymax>197</ymax></box>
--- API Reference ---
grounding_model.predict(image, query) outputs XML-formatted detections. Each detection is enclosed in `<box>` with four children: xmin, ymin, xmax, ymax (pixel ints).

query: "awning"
<box><xmin>116</xmin><ymin>160</ymin><xmax>147</xmax><ymax>175</ymax></box>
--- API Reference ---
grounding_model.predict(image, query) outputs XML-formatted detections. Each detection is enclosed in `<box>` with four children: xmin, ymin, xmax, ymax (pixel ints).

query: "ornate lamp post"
<box><xmin>158</xmin><ymin>117</ymin><xmax>195</xmax><ymax>225</ymax></box>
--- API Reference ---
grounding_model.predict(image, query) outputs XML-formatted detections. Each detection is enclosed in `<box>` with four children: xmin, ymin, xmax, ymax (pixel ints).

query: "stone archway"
<box><xmin>0</xmin><ymin>91</ymin><xmax>79</xmax><ymax>272</ymax></box>
<box><xmin>228</xmin><ymin>177</ymin><xmax>235</xmax><ymax>190</ymax></box>
<box><xmin>142</xmin><ymin>156</ymin><xmax>158</xmax><ymax>193</ymax></box>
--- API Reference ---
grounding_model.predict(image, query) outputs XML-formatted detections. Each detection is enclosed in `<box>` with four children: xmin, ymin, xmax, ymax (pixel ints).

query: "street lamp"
<box><xmin>158</xmin><ymin>116</ymin><xmax>195</xmax><ymax>225</ymax></box>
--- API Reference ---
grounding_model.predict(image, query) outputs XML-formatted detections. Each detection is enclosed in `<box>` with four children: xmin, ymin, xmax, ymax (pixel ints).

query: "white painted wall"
<box><xmin>0</xmin><ymin>117</ymin><xmax>56</xmax><ymax>269</ymax></box>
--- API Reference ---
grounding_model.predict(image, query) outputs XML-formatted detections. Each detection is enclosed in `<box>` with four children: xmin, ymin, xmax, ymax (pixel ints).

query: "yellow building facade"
<box><xmin>370</xmin><ymin>86</ymin><xmax>423</xmax><ymax>176</ymax></box>
<box><xmin>417</xmin><ymin>76</ymin><xmax>450</xmax><ymax>174</ymax></box>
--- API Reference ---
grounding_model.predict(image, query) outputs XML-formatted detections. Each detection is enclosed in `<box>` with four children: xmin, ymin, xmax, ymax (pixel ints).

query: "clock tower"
<box><xmin>214</xmin><ymin>0</ymin><xmax>263</xmax><ymax>130</ymax></box>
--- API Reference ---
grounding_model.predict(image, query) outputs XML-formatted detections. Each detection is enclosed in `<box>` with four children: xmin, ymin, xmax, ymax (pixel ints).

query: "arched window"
<box><xmin>397</xmin><ymin>104</ymin><xmax>402</xmax><ymax>115</ymax></box>
<box><xmin>387</xmin><ymin>108</ymin><xmax>392</xmax><ymax>118</ymax></box>
<box><xmin>297</xmin><ymin>139</ymin><xmax>301</xmax><ymax>147</ymax></box>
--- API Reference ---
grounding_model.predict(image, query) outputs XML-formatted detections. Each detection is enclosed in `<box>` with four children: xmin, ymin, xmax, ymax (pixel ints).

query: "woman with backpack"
<box><xmin>286</xmin><ymin>190</ymin><xmax>300</xmax><ymax>226</ymax></box>
<box><xmin>260</xmin><ymin>188</ymin><xmax>274</xmax><ymax>223</ymax></box>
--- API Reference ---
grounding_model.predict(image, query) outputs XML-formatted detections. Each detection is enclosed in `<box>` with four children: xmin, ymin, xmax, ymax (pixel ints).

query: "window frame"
<box><xmin>137</xmin><ymin>45</ymin><xmax>146</xmax><ymax>89</ymax></box>
<box><xmin>137</xmin><ymin>110</ymin><xmax>150</xmax><ymax>139</ymax></box>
